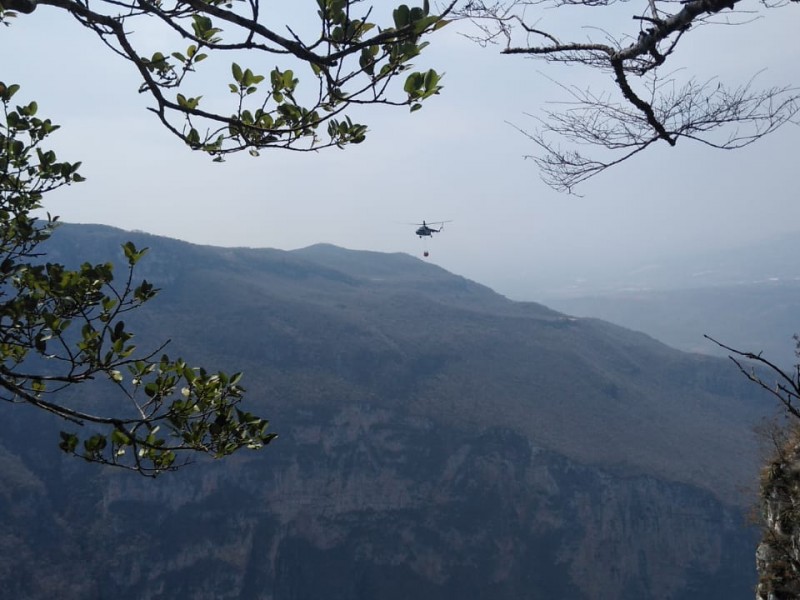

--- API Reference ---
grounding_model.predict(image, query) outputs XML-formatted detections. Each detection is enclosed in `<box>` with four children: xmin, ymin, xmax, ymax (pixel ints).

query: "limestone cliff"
<box><xmin>0</xmin><ymin>405</ymin><xmax>759</xmax><ymax>599</ymax></box>
<box><xmin>756</xmin><ymin>425</ymin><xmax>800</xmax><ymax>600</ymax></box>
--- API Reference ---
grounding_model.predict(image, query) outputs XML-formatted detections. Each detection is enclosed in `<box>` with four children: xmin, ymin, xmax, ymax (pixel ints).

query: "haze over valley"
<box><xmin>535</xmin><ymin>233</ymin><xmax>800</xmax><ymax>363</ymax></box>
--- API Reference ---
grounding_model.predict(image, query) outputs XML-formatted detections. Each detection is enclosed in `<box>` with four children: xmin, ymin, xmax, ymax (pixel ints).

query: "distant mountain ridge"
<box><xmin>0</xmin><ymin>223</ymin><xmax>774</xmax><ymax>599</ymax></box>
<box><xmin>534</xmin><ymin>232</ymin><xmax>800</xmax><ymax>298</ymax></box>
<box><xmin>536</xmin><ymin>233</ymin><xmax>800</xmax><ymax>362</ymax></box>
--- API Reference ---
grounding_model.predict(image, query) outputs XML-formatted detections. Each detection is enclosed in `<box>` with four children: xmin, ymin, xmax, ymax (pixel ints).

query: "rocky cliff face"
<box><xmin>756</xmin><ymin>425</ymin><xmax>800</xmax><ymax>600</ymax></box>
<box><xmin>0</xmin><ymin>402</ymin><xmax>758</xmax><ymax>599</ymax></box>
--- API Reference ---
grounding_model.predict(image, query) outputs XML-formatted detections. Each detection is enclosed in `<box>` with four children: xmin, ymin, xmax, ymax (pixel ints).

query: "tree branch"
<box><xmin>459</xmin><ymin>0</ymin><xmax>798</xmax><ymax>191</ymax></box>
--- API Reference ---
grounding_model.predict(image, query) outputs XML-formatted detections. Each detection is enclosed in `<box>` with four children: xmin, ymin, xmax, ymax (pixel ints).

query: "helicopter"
<box><xmin>411</xmin><ymin>220</ymin><xmax>452</xmax><ymax>258</ymax></box>
<box><xmin>414</xmin><ymin>220</ymin><xmax>452</xmax><ymax>238</ymax></box>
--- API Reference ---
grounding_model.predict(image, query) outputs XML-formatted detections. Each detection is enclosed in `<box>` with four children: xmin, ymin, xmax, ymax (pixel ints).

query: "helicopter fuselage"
<box><xmin>416</xmin><ymin>225</ymin><xmax>440</xmax><ymax>237</ymax></box>
<box><xmin>415</xmin><ymin>220</ymin><xmax>444</xmax><ymax>237</ymax></box>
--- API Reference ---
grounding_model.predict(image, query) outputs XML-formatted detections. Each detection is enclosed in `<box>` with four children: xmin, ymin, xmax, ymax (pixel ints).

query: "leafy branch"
<box><xmin>0</xmin><ymin>82</ymin><xmax>275</xmax><ymax>475</ymax></box>
<box><xmin>1</xmin><ymin>0</ymin><xmax>454</xmax><ymax>156</ymax></box>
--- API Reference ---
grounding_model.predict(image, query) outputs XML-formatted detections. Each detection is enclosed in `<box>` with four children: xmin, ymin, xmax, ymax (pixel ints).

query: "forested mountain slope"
<box><xmin>0</xmin><ymin>224</ymin><xmax>772</xmax><ymax>599</ymax></box>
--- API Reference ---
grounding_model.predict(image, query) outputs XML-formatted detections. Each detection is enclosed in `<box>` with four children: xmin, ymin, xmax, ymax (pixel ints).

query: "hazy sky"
<box><xmin>1</xmin><ymin>2</ymin><xmax>798</xmax><ymax>299</ymax></box>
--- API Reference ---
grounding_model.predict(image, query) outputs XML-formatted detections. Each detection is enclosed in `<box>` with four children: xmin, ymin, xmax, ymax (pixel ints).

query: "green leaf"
<box><xmin>393</xmin><ymin>4</ymin><xmax>410</xmax><ymax>28</ymax></box>
<box><xmin>59</xmin><ymin>432</ymin><xmax>79</xmax><ymax>454</ymax></box>
<box><xmin>231</xmin><ymin>62</ymin><xmax>243</xmax><ymax>84</ymax></box>
<box><xmin>424</xmin><ymin>69</ymin><xmax>440</xmax><ymax>91</ymax></box>
<box><xmin>412</xmin><ymin>15</ymin><xmax>441</xmax><ymax>34</ymax></box>
<box><xmin>111</xmin><ymin>429</ymin><xmax>130</xmax><ymax>445</ymax></box>
<box><xmin>243</xmin><ymin>68</ymin><xmax>254</xmax><ymax>87</ymax></box>
<box><xmin>0</xmin><ymin>82</ymin><xmax>21</xmax><ymax>101</ymax></box>
<box><xmin>84</xmin><ymin>434</ymin><xmax>107</xmax><ymax>453</ymax></box>
<box><xmin>404</xmin><ymin>72</ymin><xmax>424</xmax><ymax>94</ymax></box>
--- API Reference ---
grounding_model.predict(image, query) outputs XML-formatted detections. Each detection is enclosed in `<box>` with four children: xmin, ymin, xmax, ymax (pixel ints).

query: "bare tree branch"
<box><xmin>458</xmin><ymin>0</ymin><xmax>800</xmax><ymax>192</ymax></box>
<box><xmin>705</xmin><ymin>334</ymin><xmax>800</xmax><ymax>420</ymax></box>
